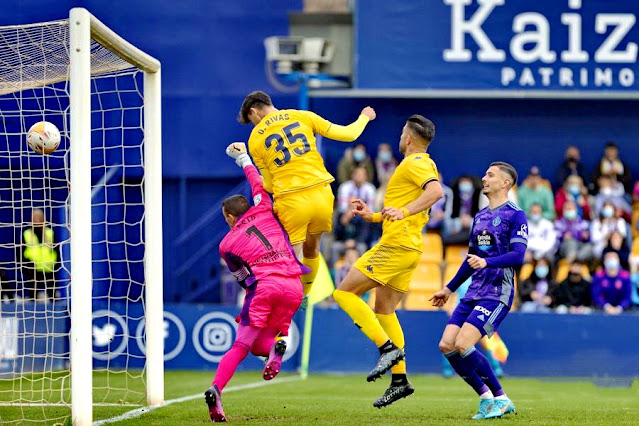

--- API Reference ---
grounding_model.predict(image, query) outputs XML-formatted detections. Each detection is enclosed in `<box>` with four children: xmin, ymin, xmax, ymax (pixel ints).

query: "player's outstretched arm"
<box><xmin>313</xmin><ymin>107</ymin><xmax>375</xmax><ymax>142</ymax></box>
<box><xmin>382</xmin><ymin>180</ymin><xmax>443</xmax><ymax>221</ymax></box>
<box><xmin>226</xmin><ymin>142</ymin><xmax>272</xmax><ymax>207</ymax></box>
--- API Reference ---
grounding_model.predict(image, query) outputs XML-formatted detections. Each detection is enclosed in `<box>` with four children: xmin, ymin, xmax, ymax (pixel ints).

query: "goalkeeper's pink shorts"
<box><xmin>238</xmin><ymin>275</ymin><xmax>303</xmax><ymax>335</ymax></box>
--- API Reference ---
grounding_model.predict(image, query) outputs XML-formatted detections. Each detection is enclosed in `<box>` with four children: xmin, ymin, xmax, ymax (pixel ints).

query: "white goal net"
<box><xmin>0</xmin><ymin>9</ymin><xmax>162</xmax><ymax>425</ymax></box>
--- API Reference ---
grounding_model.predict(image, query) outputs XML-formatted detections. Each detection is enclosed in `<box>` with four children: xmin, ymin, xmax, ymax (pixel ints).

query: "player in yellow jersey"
<box><xmin>332</xmin><ymin>115</ymin><xmax>443</xmax><ymax>408</ymax></box>
<box><xmin>237</xmin><ymin>91</ymin><xmax>375</xmax><ymax>300</ymax></box>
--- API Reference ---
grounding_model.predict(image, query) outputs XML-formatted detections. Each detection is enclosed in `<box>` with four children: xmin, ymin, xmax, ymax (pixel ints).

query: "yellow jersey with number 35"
<box><xmin>379</xmin><ymin>152</ymin><xmax>439</xmax><ymax>252</ymax></box>
<box><xmin>248</xmin><ymin>109</ymin><xmax>369</xmax><ymax>197</ymax></box>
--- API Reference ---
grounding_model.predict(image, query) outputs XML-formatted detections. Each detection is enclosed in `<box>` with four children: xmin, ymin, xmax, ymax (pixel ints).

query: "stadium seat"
<box><xmin>519</xmin><ymin>263</ymin><xmax>533</xmax><ymax>281</ymax></box>
<box><xmin>420</xmin><ymin>233</ymin><xmax>443</xmax><ymax>264</ymax></box>
<box><xmin>444</xmin><ymin>245</ymin><xmax>468</xmax><ymax>267</ymax></box>
<box><xmin>633</xmin><ymin>208</ymin><xmax>639</xmax><ymax>238</ymax></box>
<box><xmin>443</xmin><ymin>263</ymin><xmax>460</xmax><ymax>286</ymax></box>
<box><xmin>410</xmin><ymin>262</ymin><xmax>442</xmax><ymax>291</ymax></box>
<box><xmin>403</xmin><ymin>290</ymin><xmax>438</xmax><ymax>311</ymax></box>
<box><xmin>633</xmin><ymin>238</ymin><xmax>639</xmax><ymax>257</ymax></box>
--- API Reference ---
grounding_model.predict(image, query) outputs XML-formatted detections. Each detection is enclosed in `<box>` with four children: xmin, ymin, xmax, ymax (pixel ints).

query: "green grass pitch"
<box><xmin>1</xmin><ymin>371</ymin><xmax>638</xmax><ymax>425</ymax></box>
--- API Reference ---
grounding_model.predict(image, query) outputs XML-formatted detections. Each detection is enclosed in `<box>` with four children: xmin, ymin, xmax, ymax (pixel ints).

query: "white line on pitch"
<box><xmin>93</xmin><ymin>376</ymin><xmax>302</xmax><ymax>425</ymax></box>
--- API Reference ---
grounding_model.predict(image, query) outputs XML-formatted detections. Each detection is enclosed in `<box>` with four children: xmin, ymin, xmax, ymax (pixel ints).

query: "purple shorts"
<box><xmin>448</xmin><ymin>299</ymin><xmax>509</xmax><ymax>338</ymax></box>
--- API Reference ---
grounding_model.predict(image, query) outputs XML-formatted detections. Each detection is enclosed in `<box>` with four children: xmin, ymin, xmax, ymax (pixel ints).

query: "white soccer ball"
<box><xmin>27</xmin><ymin>121</ymin><xmax>61</xmax><ymax>154</ymax></box>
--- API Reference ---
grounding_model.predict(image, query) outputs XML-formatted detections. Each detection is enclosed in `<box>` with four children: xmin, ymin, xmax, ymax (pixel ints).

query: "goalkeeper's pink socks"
<box><xmin>212</xmin><ymin>325</ymin><xmax>280</xmax><ymax>391</ymax></box>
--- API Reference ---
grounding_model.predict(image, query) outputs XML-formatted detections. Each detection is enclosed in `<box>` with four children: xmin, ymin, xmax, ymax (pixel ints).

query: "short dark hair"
<box><xmin>238</xmin><ymin>91</ymin><xmax>273</xmax><ymax>124</ymax></box>
<box><xmin>490</xmin><ymin>161</ymin><xmax>518</xmax><ymax>187</ymax></box>
<box><xmin>406</xmin><ymin>115</ymin><xmax>435</xmax><ymax>143</ymax></box>
<box><xmin>222</xmin><ymin>195</ymin><xmax>250</xmax><ymax>218</ymax></box>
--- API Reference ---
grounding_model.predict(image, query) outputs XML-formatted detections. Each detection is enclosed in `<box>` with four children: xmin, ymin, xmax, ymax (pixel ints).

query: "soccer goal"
<box><xmin>0</xmin><ymin>8</ymin><xmax>163</xmax><ymax>425</ymax></box>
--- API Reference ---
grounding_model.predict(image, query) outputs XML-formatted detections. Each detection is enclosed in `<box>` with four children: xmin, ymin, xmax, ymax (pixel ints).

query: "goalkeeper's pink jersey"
<box><xmin>219</xmin><ymin>165</ymin><xmax>309</xmax><ymax>288</ymax></box>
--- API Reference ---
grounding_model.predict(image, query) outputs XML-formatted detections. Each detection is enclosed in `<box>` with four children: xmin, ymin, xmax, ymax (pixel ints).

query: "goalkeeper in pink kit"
<box><xmin>204</xmin><ymin>143</ymin><xmax>307</xmax><ymax>422</ymax></box>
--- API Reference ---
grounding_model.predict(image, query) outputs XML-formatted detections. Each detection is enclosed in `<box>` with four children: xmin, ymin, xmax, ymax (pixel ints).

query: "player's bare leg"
<box><xmin>372</xmin><ymin>285</ymin><xmax>414</xmax><ymax>408</ymax></box>
<box><xmin>334</xmin><ymin>269</ymin><xmax>404</xmax><ymax>382</ymax></box>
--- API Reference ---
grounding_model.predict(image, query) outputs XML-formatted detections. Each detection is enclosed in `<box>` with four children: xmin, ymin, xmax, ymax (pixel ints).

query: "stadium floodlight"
<box><xmin>0</xmin><ymin>8</ymin><xmax>163</xmax><ymax>426</ymax></box>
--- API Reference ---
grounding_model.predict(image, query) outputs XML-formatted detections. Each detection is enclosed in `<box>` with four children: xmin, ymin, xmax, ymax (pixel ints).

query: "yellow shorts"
<box><xmin>273</xmin><ymin>184</ymin><xmax>334</xmax><ymax>245</ymax></box>
<box><xmin>354</xmin><ymin>244</ymin><xmax>421</xmax><ymax>294</ymax></box>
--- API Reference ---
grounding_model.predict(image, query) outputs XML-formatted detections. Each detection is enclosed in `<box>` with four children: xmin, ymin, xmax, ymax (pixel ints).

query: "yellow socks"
<box><xmin>376</xmin><ymin>312</ymin><xmax>406</xmax><ymax>374</ymax></box>
<box><xmin>333</xmin><ymin>290</ymin><xmax>389</xmax><ymax>347</ymax></box>
<box><xmin>301</xmin><ymin>255</ymin><xmax>320</xmax><ymax>296</ymax></box>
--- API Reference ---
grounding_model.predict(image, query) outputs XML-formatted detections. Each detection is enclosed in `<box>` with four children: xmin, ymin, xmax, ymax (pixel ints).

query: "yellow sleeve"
<box><xmin>301</xmin><ymin>111</ymin><xmax>370</xmax><ymax>142</ymax></box>
<box><xmin>248</xmin><ymin>133</ymin><xmax>273</xmax><ymax>193</ymax></box>
<box><xmin>407</xmin><ymin>158</ymin><xmax>439</xmax><ymax>190</ymax></box>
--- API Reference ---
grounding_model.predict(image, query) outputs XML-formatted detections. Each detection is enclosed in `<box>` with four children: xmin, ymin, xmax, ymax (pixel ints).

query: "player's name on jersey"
<box><xmin>257</xmin><ymin>113</ymin><xmax>291</xmax><ymax>134</ymax></box>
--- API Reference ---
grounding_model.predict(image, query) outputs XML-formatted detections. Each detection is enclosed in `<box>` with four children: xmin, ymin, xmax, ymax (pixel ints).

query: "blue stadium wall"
<box><xmin>1</xmin><ymin>1</ymin><xmax>639</xmax><ymax>302</ymax></box>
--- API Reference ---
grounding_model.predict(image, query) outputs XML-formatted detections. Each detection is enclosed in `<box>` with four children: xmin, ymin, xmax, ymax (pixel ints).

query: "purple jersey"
<box><xmin>464</xmin><ymin>202</ymin><xmax>528</xmax><ymax>307</ymax></box>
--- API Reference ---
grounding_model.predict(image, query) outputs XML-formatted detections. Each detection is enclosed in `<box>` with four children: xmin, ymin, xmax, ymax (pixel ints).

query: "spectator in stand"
<box><xmin>592</xmin><ymin>141</ymin><xmax>632</xmax><ymax>192</ymax></box>
<box><xmin>632</xmin><ymin>180</ymin><xmax>639</xmax><ymax>204</ymax></box>
<box><xmin>330</xmin><ymin>168</ymin><xmax>376</xmax><ymax>266</ymax></box>
<box><xmin>593</xmin><ymin>174</ymin><xmax>631</xmax><ymax>220</ymax></box>
<box><xmin>374</xmin><ymin>143</ymin><xmax>398</xmax><ymax>211</ymax></box>
<box><xmin>375</xmin><ymin>143</ymin><xmax>398</xmax><ymax>188</ymax></box>
<box><xmin>334</xmin><ymin>247</ymin><xmax>360</xmax><ymax>288</ymax></box>
<box><xmin>518</xmin><ymin>166</ymin><xmax>555</xmax><ymax>221</ymax></box>
<box><xmin>443</xmin><ymin>175</ymin><xmax>481</xmax><ymax>244</ymax></box>
<box><xmin>550</xmin><ymin>261</ymin><xmax>592</xmax><ymax>314</ymax></box>
<box><xmin>518</xmin><ymin>258</ymin><xmax>554</xmax><ymax>313</ymax></box>
<box><xmin>555</xmin><ymin>200</ymin><xmax>593</xmax><ymax>263</ymax></box>
<box><xmin>555</xmin><ymin>175</ymin><xmax>591</xmax><ymax>220</ymax></box>
<box><xmin>526</xmin><ymin>203</ymin><xmax>557</xmax><ymax>263</ymax></box>
<box><xmin>337</xmin><ymin>143</ymin><xmax>375</xmax><ymax>184</ymax></box>
<box><xmin>591</xmin><ymin>252</ymin><xmax>632</xmax><ymax>314</ymax></box>
<box><xmin>427</xmin><ymin>171</ymin><xmax>453</xmax><ymax>232</ymax></box>
<box><xmin>556</xmin><ymin>145</ymin><xmax>587</xmax><ymax>189</ymax></box>
<box><xmin>601</xmin><ymin>229</ymin><xmax>630</xmax><ymax>271</ymax></box>
<box><xmin>334</xmin><ymin>166</ymin><xmax>377</xmax><ymax>244</ymax></box>
<box><xmin>591</xmin><ymin>201</ymin><xmax>628</xmax><ymax>259</ymax></box>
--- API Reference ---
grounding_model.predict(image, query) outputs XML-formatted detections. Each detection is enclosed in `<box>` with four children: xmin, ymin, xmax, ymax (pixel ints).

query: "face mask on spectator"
<box><xmin>459</xmin><ymin>181</ymin><xmax>473</xmax><ymax>193</ymax></box>
<box><xmin>600</xmin><ymin>187</ymin><xmax>612</xmax><ymax>196</ymax></box>
<box><xmin>378</xmin><ymin>150</ymin><xmax>392</xmax><ymax>163</ymax></box>
<box><xmin>602</xmin><ymin>205</ymin><xmax>614</xmax><ymax>218</ymax></box>
<box><xmin>530</xmin><ymin>214</ymin><xmax>541</xmax><ymax>223</ymax></box>
<box><xmin>604</xmin><ymin>258</ymin><xmax>620</xmax><ymax>271</ymax></box>
<box><xmin>353</xmin><ymin>149</ymin><xmax>365</xmax><ymax>162</ymax></box>
<box><xmin>564</xmin><ymin>209</ymin><xmax>577</xmax><ymax>220</ymax></box>
<box><xmin>535</xmin><ymin>265</ymin><xmax>549</xmax><ymax>279</ymax></box>
<box><xmin>567</xmin><ymin>184</ymin><xmax>580</xmax><ymax>196</ymax></box>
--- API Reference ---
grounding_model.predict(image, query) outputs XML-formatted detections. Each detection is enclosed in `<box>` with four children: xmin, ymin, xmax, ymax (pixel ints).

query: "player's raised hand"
<box><xmin>351</xmin><ymin>199</ymin><xmax>373</xmax><ymax>221</ymax></box>
<box><xmin>226</xmin><ymin>142</ymin><xmax>246</xmax><ymax>159</ymax></box>
<box><xmin>381</xmin><ymin>207</ymin><xmax>405</xmax><ymax>222</ymax></box>
<box><xmin>226</xmin><ymin>142</ymin><xmax>252</xmax><ymax>168</ymax></box>
<box><xmin>361</xmin><ymin>106</ymin><xmax>376</xmax><ymax>121</ymax></box>
<box><xmin>466</xmin><ymin>254</ymin><xmax>487</xmax><ymax>269</ymax></box>
<box><xmin>429</xmin><ymin>287</ymin><xmax>451</xmax><ymax>307</ymax></box>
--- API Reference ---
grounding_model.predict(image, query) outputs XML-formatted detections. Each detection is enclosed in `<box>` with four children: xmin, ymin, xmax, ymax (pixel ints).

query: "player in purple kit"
<box><xmin>431</xmin><ymin>162</ymin><xmax>527</xmax><ymax>420</ymax></box>
<box><xmin>204</xmin><ymin>143</ymin><xmax>307</xmax><ymax>422</ymax></box>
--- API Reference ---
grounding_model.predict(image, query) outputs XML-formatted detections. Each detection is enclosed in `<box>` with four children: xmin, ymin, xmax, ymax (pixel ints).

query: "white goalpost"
<box><xmin>0</xmin><ymin>8</ymin><xmax>163</xmax><ymax>426</ymax></box>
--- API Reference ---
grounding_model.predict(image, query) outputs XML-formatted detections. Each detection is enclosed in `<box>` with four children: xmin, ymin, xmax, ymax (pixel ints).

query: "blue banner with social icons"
<box><xmin>356</xmin><ymin>0</ymin><xmax>639</xmax><ymax>91</ymax></box>
<box><xmin>90</xmin><ymin>302</ymin><xmax>304</xmax><ymax>372</ymax></box>
<box><xmin>2</xmin><ymin>302</ymin><xmax>639</xmax><ymax>377</ymax></box>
